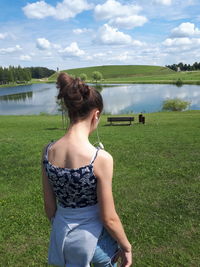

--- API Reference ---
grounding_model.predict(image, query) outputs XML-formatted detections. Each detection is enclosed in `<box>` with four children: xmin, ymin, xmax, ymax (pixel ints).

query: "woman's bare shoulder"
<box><xmin>99</xmin><ymin>148</ymin><xmax>112</xmax><ymax>158</ymax></box>
<box><xmin>96</xmin><ymin>149</ymin><xmax>113</xmax><ymax>165</ymax></box>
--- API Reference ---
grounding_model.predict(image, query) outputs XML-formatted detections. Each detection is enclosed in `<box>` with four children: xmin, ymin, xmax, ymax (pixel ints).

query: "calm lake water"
<box><xmin>0</xmin><ymin>83</ymin><xmax>200</xmax><ymax>115</ymax></box>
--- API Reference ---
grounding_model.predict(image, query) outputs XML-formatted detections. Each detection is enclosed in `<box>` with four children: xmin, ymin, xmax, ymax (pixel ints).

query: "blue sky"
<box><xmin>0</xmin><ymin>0</ymin><xmax>200</xmax><ymax>70</ymax></box>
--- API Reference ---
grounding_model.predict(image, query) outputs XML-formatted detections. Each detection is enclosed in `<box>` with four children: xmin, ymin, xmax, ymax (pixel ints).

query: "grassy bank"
<box><xmin>0</xmin><ymin>82</ymin><xmax>33</xmax><ymax>88</ymax></box>
<box><xmin>0</xmin><ymin>111</ymin><xmax>200</xmax><ymax>266</ymax></box>
<box><xmin>49</xmin><ymin>65</ymin><xmax>200</xmax><ymax>85</ymax></box>
<box><xmin>0</xmin><ymin>79</ymin><xmax>51</xmax><ymax>89</ymax></box>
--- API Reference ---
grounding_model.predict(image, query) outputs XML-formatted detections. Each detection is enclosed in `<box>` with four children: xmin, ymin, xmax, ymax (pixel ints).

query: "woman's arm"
<box><xmin>94</xmin><ymin>151</ymin><xmax>132</xmax><ymax>259</ymax></box>
<box><xmin>41</xmin><ymin>146</ymin><xmax>57</xmax><ymax>221</ymax></box>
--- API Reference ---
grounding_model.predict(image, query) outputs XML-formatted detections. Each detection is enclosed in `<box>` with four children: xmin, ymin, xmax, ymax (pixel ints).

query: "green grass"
<box><xmin>49</xmin><ymin>65</ymin><xmax>174</xmax><ymax>80</ymax></box>
<box><xmin>0</xmin><ymin>81</ymin><xmax>33</xmax><ymax>88</ymax></box>
<box><xmin>0</xmin><ymin>79</ymin><xmax>51</xmax><ymax>88</ymax></box>
<box><xmin>48</xmin><ymin>65</ymin><xmax>200</xmax><ymax>85</ymax></box>
<box><xmin>0</xmin><ymin>111</ymin><xmax>200</xmax><ymax>266</ymax></box>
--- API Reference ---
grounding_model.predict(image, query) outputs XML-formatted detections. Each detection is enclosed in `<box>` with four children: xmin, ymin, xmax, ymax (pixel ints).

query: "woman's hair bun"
<box><xmin>56</xmin><ymin>72</ymin><xmax>103</xmax><ymax>123</ymax></box>
<box><xmin>57</xmin><ymin>72</ymin><xmax>90</xmax><ymax>110</ymax></box>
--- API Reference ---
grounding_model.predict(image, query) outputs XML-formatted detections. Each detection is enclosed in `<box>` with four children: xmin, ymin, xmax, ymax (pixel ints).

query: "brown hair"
<box><xmin>57</xmin><ymin>72</ymin><xmax>103</xmax><ymax>123</ymax></box>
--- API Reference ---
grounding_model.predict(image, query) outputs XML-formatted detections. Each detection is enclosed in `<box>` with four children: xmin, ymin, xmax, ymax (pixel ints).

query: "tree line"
<box><xmin>0</xmin><ymin>66</ymin><xmax>56</xmax><ymax>85</ymax></box>
<box><xmin>166</xmin><ymin>62</ymin><xmax>200</xmax><ymax>71</ymax></box>
<box><xmin>0</xmin><ymin>66</ymin><xmax>31</xmax><ymax>85</ymax></box>
<box><xmin>27</xmin><ymin>67</ymin><xmax>55</xmax><ymax>79</ymax></box>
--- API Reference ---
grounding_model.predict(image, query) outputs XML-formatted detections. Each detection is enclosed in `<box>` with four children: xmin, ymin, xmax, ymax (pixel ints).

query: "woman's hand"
<box><xmin>112</xmin><ymin>248</ymin><xmax>132</xmax><ymax>267</ymax></box>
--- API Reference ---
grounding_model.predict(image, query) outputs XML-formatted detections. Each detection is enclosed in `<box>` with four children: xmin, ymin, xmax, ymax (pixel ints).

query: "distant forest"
<box><xmin>0</xmin><ymin>66</ymin><xmax>56</xmax><ymax>85</ymax></box>
<box><xmin>27</xmin><ymin>67</ymin><xmax>55</xmax><ymax>79</ymax></box>
<box><xmin>166</xmin><ymin>62</ymin><xmax>200</xmax><ymax>71</ymax></box>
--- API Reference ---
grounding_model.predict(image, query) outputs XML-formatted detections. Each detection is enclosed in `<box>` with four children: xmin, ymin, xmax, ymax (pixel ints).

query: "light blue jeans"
<box><xmin>91</xmin><ymin>228</ymin><xmax>119</xmax><ymax>267</ymax></box>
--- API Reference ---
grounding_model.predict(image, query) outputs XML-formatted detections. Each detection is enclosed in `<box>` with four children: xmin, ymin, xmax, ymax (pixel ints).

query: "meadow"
<box><xmin>49</xmin><ymin>65</ymin><xmax>200</xmax><ymax>85</ymax></box>
<box><xmin>0</xmin><ymin>111</ymin><xmax>200</xmax><ymax>266</ymax></box>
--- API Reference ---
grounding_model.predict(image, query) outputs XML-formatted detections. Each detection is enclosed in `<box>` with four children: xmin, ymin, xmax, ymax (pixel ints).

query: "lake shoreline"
<box><xmin>0</xmin><ymin>79</ymin><xmax>52</xmax><ymax>89</ymax></box>
<box><xmin>1</xmin><ymin>79</ymin><xmax>200</xmax><ymax>89</ymax></box>
<box><xmin>0</xmin><ymin>109</ymin><xmax>199</xmax><ymax>117</ymax></box>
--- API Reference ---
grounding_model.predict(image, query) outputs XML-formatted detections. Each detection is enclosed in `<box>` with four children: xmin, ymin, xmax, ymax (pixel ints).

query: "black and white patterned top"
<box><xmin>43</xmin><ymin>142</ymin><xmax>100</xmax><ymax>209</ymax></box>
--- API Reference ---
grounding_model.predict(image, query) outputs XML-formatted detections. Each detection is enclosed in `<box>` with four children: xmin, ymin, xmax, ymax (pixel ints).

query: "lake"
<box><xmin>0</xmin><ymin>83</ymin><xmax>200</xmax><ymax>115</ymax></box>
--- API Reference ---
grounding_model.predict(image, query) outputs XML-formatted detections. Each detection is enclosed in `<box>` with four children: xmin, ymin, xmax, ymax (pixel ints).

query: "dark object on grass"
<box><xmin>107</xmin><ymin>116</ymin><xmax>134</xmax><ymax>126</ymax></box>
<box><xmin>139</xmin><ymin>114</ymin><xmax>143</xmax><ymax>123</ymax></box>
<box><xmin>139</xmin><ymin>113</ymin><xmax>145</xmax><ymax>124</ymax></box>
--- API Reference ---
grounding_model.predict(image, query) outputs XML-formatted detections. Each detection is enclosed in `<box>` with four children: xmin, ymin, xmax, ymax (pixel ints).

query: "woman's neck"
<box><xmin>65</xmin><ymin>120</ymin><xmax>91</xmax><ymax>143</ymax></box>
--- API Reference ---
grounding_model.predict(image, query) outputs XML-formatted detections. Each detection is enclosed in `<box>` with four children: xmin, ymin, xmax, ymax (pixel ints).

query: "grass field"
<box><xmin>49</xmin><ymin>65</ymin><xmax>200</xmax><ymax>85</ymax></box>
<box><xmin>0</xmin><ymin>111</ymin><xmax>200</xmax><ymax>266</ymax></box>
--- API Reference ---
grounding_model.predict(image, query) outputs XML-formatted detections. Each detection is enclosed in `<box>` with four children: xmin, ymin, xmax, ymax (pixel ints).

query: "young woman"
<box><xmin>42</xmin><ymin>73</ymin><xmax>132</xmax><ymax>267</ymax></box>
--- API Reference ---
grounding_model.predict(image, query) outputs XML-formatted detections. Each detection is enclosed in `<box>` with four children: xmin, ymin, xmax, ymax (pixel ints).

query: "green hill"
<box><xmin>49</xmin><ymin>65</ymin><xmax>174</xmax><ymax>80</ymax></box>
<box><xmin>48</xmin><ymin>65</ymin><xmax>200</xmax><ymax>84</ymax></box>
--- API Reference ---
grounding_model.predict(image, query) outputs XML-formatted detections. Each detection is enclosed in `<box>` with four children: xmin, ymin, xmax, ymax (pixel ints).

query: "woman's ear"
<box><xmin>94</xmin><ymin>110</ymin><xmax>100</xmax><ymax>120</ymax></box>
<box><xmin>90</xmin><ymin>110</ymin><xmax>100</xmax><ymax>129</ymax></box>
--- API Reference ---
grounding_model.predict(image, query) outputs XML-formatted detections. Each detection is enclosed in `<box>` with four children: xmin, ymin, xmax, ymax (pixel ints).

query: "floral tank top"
<box><xmin>43</xmin><ymin>142</ymin><xmax>100</xmax><ymax>209</ymax></box>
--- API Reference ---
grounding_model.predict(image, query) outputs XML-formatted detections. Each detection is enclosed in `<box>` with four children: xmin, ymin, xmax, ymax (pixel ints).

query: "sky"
<box><xmin>0</xmin><ymin>0</ymin><xmax>200</xmax><ymax>70</ymax></box>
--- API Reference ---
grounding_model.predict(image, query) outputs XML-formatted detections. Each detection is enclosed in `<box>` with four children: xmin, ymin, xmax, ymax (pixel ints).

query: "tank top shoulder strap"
<box><xmin>44</xmin><ymin>140</ymin><xmax>55</xmax><ymax>160</ymax></box>
<box><xmin>90</xmin><ymin>147</ymin><xmax>101</xmax><ymax>165</ymax></box>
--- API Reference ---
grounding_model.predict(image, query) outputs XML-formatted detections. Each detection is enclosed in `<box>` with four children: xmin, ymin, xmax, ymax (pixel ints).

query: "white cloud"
<box><xmin>94</xmin><ymin>0</ymin><xmax>141</xmax><ymax>20</ymax></box>
<box><xmin>132</xmin><ymin>40</ymin><xmax>146</xmax><ymax>46</ymax></box>
<box><xmin>93</xmin><ymin>51</ymin><xmax>129</xmax><ymax>61</ymax></box>
<box><xmin>84</xmin><ymin>55</ymin><xmax>93</xmax><ymax>61</ymax></box>
<box><xmin>0</xmin><ymin>33</ymin><xmax>8</xmax><ymax>40</ymax></box>
<box><xmin>96</xmin><ymin>24</ymin><xmax>132</xmax><ymax>45</ymax></box>
<box><xmin>36</xmin><ymin>38</ymin><xmax>51</xmax><ymax>50</ymax></box>
<box><xmin>153</xmin><ymin>0</ymin><xmax>172</xmax><ymax>5</ymax></box>
<box><xmin>91</xmin><ymin>50</ymin><xmax>133</xmax><ymax>63</ymax></box>
<box><xmin>171</xmin><ymin>22</ymin><xmax>200</xmax><ymax>37</ymax></box>
<box><xmin>109</xmin><ymin>15</ymin><xmax>147</xmax><ymax>30</ymax></box>
<box><xmin>163</xmin><ymin>21</ymin><xmax>200</xmax><ymax>56</ymax></box>
<box><xmin>111</xmin><ymin>51</ymin><xmax>131</xmax><ymax>62</ymax></box>
<box><xmin>0</xmin><ymin>45</ymin><xmax>22</xmax><ymax>54</ymax></box>
<box><xmin>55</xmin><ymin>0</ymin><xmax>92</xmax><ymax>20</ymax></box>
<box><xmin>20</xmin><ymin>55</ymin><xmax>32</xmax><ymax>61</ymax></box>
<box><xmin>46</xmin><ymin>52</ymin><xmax>53</xmax><ymax>57</ymax></box>
<box><xmin>163</xmin><ymin>37</ymin><xmax>200</xmax><ymax>55</ymax></box>
<box><xmin>73</xmin><ymin>28</ymin><xmax>91</xmax><ymax>34</ymax></box>
<box><xmin>58</xmin><ymin>42</ymin><xmax>85</xmax><ymax>57</ymax></box>
<box><xmin>23</xmin><ymin>1</ymin><xmax>55</xmax><ymax>19</ymax></box>
<box><xmin>0</xmin><ymin>32</ymin><xmax>15</xmax><ymax>40</ymax></box>
<box><xmin>163</xmin><ymin>37</ymin><xmax>192</xmax><ymax>46</ymax></box>
<box><xmin>52</xmin><ymin>43</ymin><xmax>62</xmax><ymax>50</ymax></box>
<box><xmin>94</xmin><ymin>0</ymin><xmax>147</xmax><ymax>29</ymax></box>
<box><xmin>93</xmin><ymin>53</ymin><xmax>105</xmax><ymax>58</ymax></box>
<box><xmin>95</xmin><ymin>24</ymin><xmax>145</xmax><ymax>47</ymax></box>
<box><xmin>23</xmin><ymin>0</ymin><xmax>92</xmax><ymax>20</ymax></box>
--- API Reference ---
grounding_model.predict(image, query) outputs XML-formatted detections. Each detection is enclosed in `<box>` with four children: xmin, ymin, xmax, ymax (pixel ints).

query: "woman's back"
<box><xmin>47</xmin><ymin>136</ymin><xmax>97</xmax><ymax>169</ymax></box>
<box><xmin>43</xmin><ymin>137</ymin><xmax>101</xmax><ymax>209</ymax></box>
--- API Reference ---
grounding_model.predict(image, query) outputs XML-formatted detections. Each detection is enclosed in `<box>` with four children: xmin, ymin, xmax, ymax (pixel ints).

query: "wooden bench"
<box><xmin>107</xmin><ymin>116</ymin><xmax>134</xmax><ymax>125</ymax></box>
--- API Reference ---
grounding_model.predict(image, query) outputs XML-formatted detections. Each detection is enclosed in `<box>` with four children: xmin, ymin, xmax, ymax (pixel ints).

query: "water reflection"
<box><xmin>101</xmin><ymin>84</ymin><xmax>200</xmax><ymax>114</ymax></box>
<box><xmin>0</xmin><ymin>91</ymin><xmax>32</xmax><ymax>102</ymax></box>
<box><xmin>0</xmin><ymin>83</ymin><xmax>200</xmax><ymax>115</ymax></box>
<box><xmin>0</xmin><ymin>83</ymin><xmax>58</xmax><ymax>115</ymax></box>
